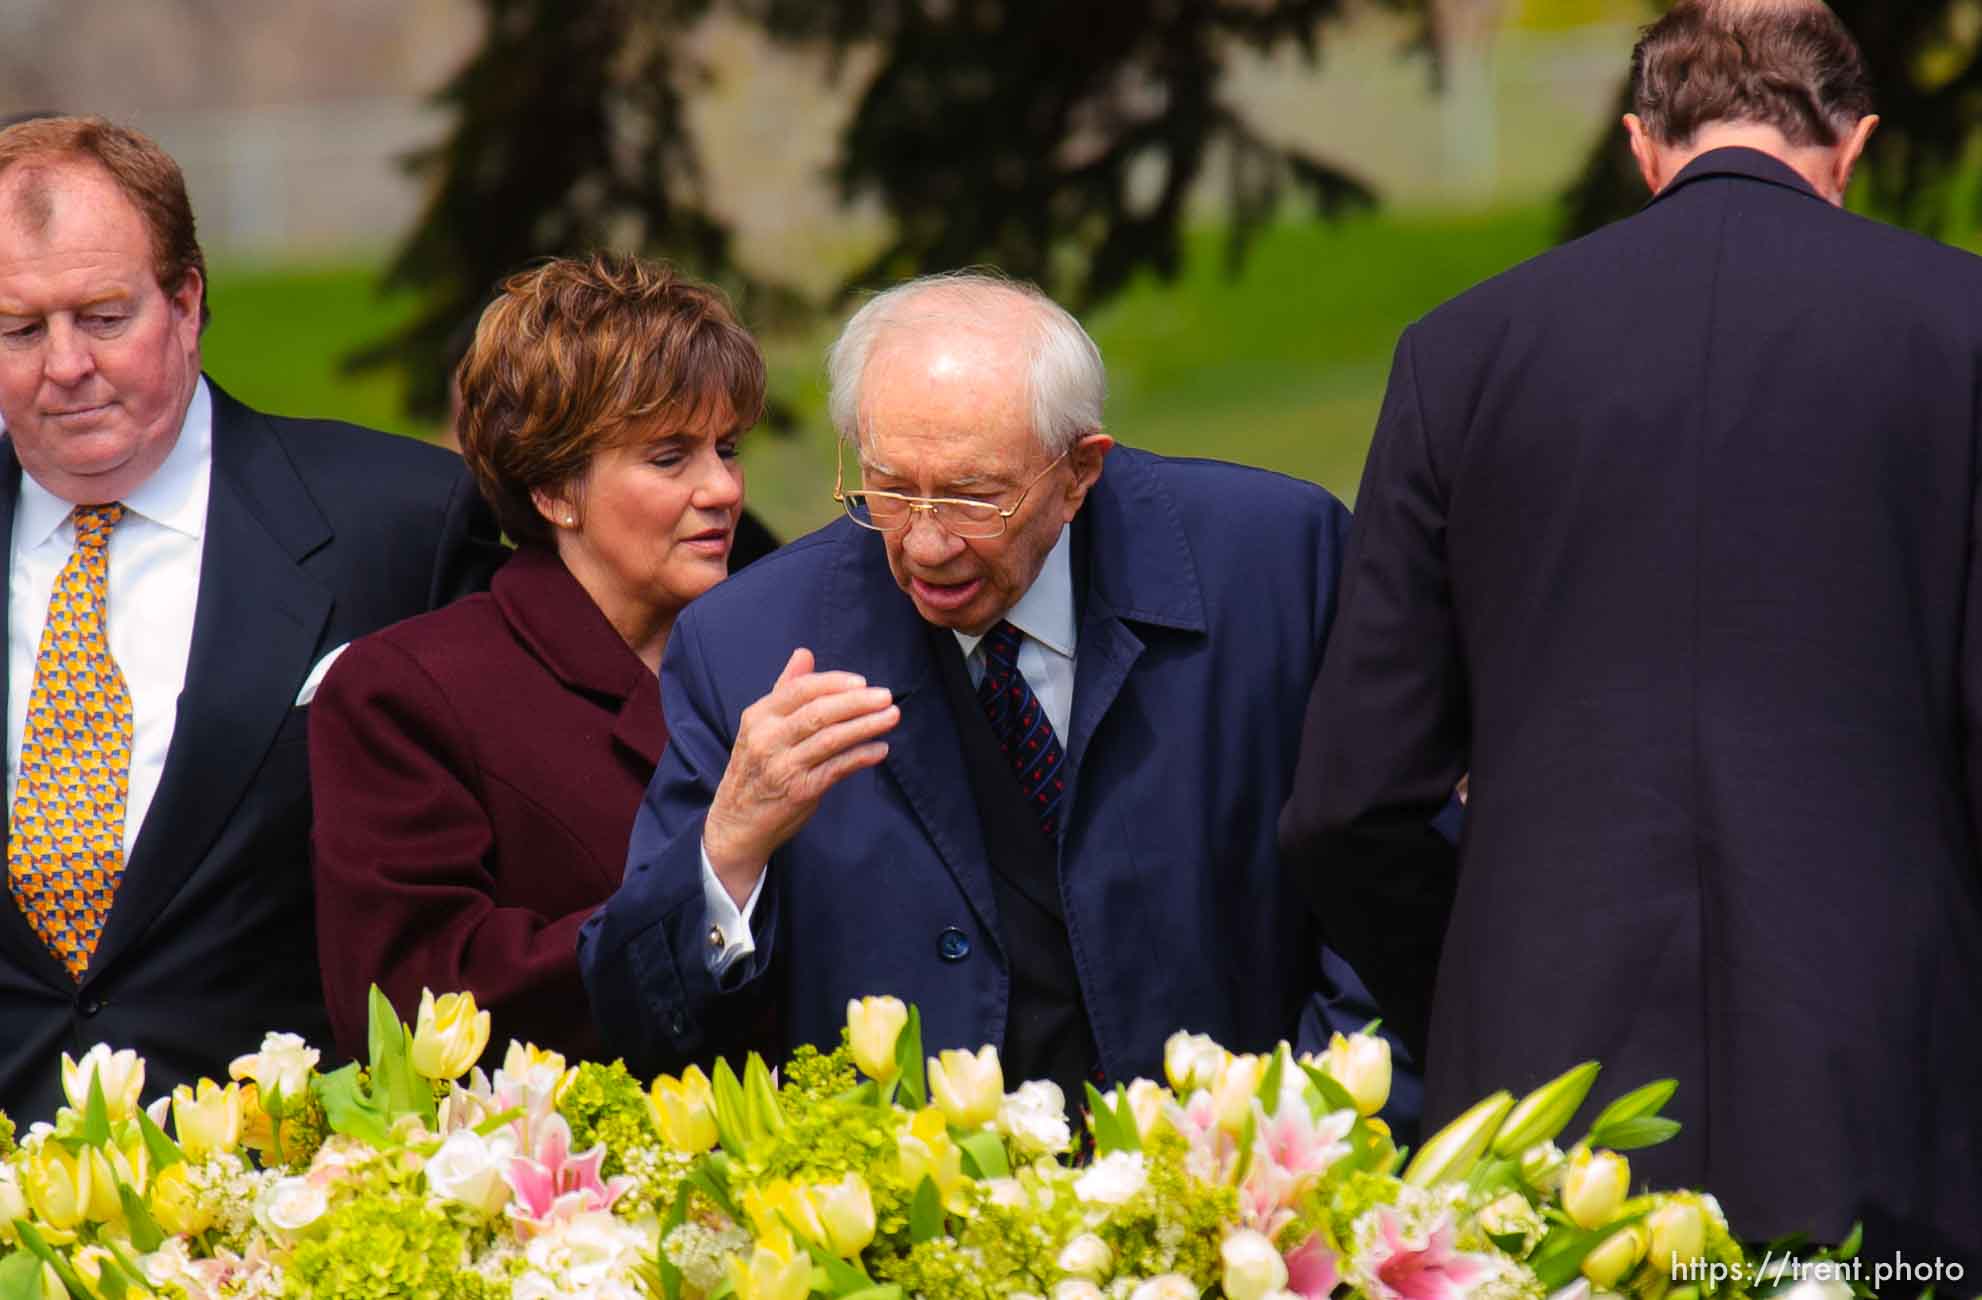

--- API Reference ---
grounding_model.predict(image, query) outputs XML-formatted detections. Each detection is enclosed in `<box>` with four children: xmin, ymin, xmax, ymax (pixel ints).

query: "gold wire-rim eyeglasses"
<box><xmin>832</xmin><ymin>443</ymin><xmax>1069</xmax><ymax>539</ymax></box>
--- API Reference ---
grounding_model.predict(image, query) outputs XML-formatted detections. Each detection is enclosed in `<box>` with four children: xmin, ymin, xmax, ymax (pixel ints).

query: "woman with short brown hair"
<box><xmin>310</xmin><ymin>253</ymin><xmax>763</xmax><ymax>1061</ymax></box>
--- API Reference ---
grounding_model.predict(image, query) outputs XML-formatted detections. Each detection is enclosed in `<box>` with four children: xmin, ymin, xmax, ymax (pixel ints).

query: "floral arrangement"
<box><xmin>0</xmin><ymin>989</ymin><xmax>1864</xmax><ymax>1299</ymax></box>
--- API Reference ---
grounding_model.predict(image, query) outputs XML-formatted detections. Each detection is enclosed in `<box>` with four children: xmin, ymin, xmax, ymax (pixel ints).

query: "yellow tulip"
<box><xmin>898</xmin><ymin>1107</ymin><xmax>967</xmax><ymax>1210</ymax></box>
<box><xmin>21</xmin><ymin>1144</ymin><xmax>90</xmax><ymax>1230</ymax></box>
<box><xmin>502</xmin><ymin>1040</ymin><xmax>567</xmax><ymax>1079</ymax></box>
<box><xmin>59</xmin><ymin>1044</ymin><xmax>144</xmax><ymax>1123</ymax></box>
<box><xmin>1212</xmin><ymin>1053</ymin><xmax>1266</xmax><ymax>1134</ymax></box>
<box><xmin>409</xmin><ymin>989</ymin><xmax>491</xmax><ymax>1080</ymax></box>
<box><xmin>1163</xmin><ymin>1031</ymin><xmax>1224</xmax><ymax>1094</ymax></box>
<box><xmin>1646</xmin><ymin>1201</ymin><xmax>1707</xmax><ymax>1276</ymax></box>
<box><xmin>649</xmin><ymin>1065</ymin><xmax>719</xmax><ymax>1154</ymax></box>
<box><xmin>927</xmin><ymin>1045</ymin><xmax>1003</xmax><ymax>1129</ymax></box>
<box><xmin>846</xmin><ymin>996</ymin><xmax>908</xmax><ymax>1082</ymax></box>
<box><xmin>1580</xmin><ymin>1223</ymin><xmax>1648</xmax><ymax>1289</ymax></box>
<box><xmin>83</xmin><ymin>1147</ymin><xmax>123</xmax><ymax>1223</ymax></box>
<box><xmin>1319</xmin><ymin>1031</ymin><xmax>1392</xmax><ymax>1117</ymax></box>
<box><xmin>173</xmin><ymin>1079</ymin><xmax>245</xmax><ymax>1159</ymax></box>
<box><xmin>808</xmin><ymin>1172</ymin><xmax>877</xmax><ymax>1257</ymax></box>
<box><xmin>1562</xmin><ymin>1147</ymin><xmax>1632</xmax><ymax>1230</ymax></box>
<box><xmin>729</xmin><ymin>1235</ymin><xmax>815</xmax><ymax>1300</ymax></box>
<box><xmin>1124</xmin><ymin>1078</ymin><xmax>1168</xmax><ymax>1140</ymax></box>
<box><xmin>744</xmin><ymin>1179</ymin><xmax>825</xmax><ymax>1246</ymax></box>
<box><xmin>0</xmin><ymin>1166</ymin><xmax>29</xmax><ymax>1245</ymax></box>
<box><xmin>150</xmin><ymin>1162</ymin><xmax>216</xmax><ymax>1237</ymax></box>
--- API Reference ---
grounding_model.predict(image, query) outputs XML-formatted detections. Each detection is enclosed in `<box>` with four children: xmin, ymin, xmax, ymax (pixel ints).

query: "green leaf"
<box><xmin>364</xmin><ymin>986</ymin><xmax>434</xmax><ymax>1126</ymax></box>
<box><xmin>955</xmin><ymin>1129</ymin><xmax>1010</xmax><ymax>1180</ymax></box>
<box><xmin>312</xmin><ymin>1062</ymin><xmax>391</xmax><ymax>1145</ymax></box>
<box><xmin>14</xmin><ymin>1220</ymin><xmax>93</xmax><ymax>1300</ymax></box>
<box><xmin>907</xmin><ymin>1175</ymin><xmax>944</xmax><ymax>1244</ymax></box>
<box><xmin>0</xmin><ymin>1253</ymin><xmax>46</xmax><ymax>1300</ymax></box>
<box><xmin>1591</xmin><ymin>1116</ymin><xmax>1682</xmax><ymax>1151</ymax></box>
<box><xmin>103</xmin><ymin>1239</ymin><xmax>160</xmax><ymax>1298</ymax></box>
<box><xmin>1835</xmin><ymin>1222</ymin><xmax>1864</xmax><ymax>1261</ymax></box>
<box><xmin>1231</xmin><ymin>1105</ymin><xmax>1258</xmax><ymax>1186</ymax></box>
<box><xmin>117</xmin><ymin>1178</ymin><xmax>166</xmax><ymax>1253</ymax></box>
<box><xmin>743</xmin><ymin>1054</ymin><xmax>787</xmax><ymax>1138</ymax></box>
<box><xmin>1582</xmin><ymin>1079</ymin><xmax>1676</xmax><ymax>1144</ymax></box>
<box><xmin>1083</xmin><ymin>1082</ymin><xmax>1124</xmax><ymax>1154</ymax></box>
<box><xmin>893</xmin><ymin>1008</ymin><xmax>926</xmax><ymax>1111</ymax></box>
<box><xmin>1300</xmin><ymin>1062</ymin><xmax>1362</xmax><ymax>1118</ymax></box>
<box><xmin>1530</xmin><ymin>1214</ymin><xmax>1648</xmax><ymax>1290</ymax></box>
<box><xmin>471</xmin><ymin>1106</ymin><xmax>526</xmax><ymax>1137</ymax></box>
<box><xmin>1107</xmin><ymin>1087</ymin><xmax>1143</xmax><ymax>1154</ymax></box>
<box><xmin>710</xmin><ymin>1060</ymin><xmax>751</xmax><ymax>1158</ymax></box>
<box><xmin>1358</xmin><ymin>1018</ymin><xmax>1383</xmax><ymax>1035</ymax></box>
<box><xmin>1464</xmin><ymin>1155</ymin><xmax>1522</xmax><ymax>1197</ymax></box>
<box><xmin>1492</xmin><ymin>1061</ymin><xmax>1601</xmax><ymax>1157</ymax></box>
<box><xmin>685</xmin><ymin>1156</ymin><xmax>741</xmax><ymax>1222</ymax></box>
<box><xmin>656</xmin><ymin>1180</ymin><xmax>692</xmax><ymax>1300</ymax></box>
<box><xmin>793</xmin><ymin>1225</ymin><xmax>876</xmax><ymax>1295</ymax></box>
<box><xmin>1257</xmin><ymin>1048</ymin><xmax>1286</xmax><ymax>1117</ymax></box>
<box><xmin>135</xmin><ymin>1105</ymin><xmax>184</xmax><ymax>1171</ymax></box>
<box><xmin>82</xmin><ymin>1071</ymin><xmax>112</xmax><ymax>1148</ymax></box>
<box><xmin>833</xmin><ymin>1080</ymin><xmax>881</xmax><ymax>1109</ymax></box>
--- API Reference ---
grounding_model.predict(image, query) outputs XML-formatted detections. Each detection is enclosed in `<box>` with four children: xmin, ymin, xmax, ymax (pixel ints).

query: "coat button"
<box><xmin>78</xmin><ymin>997</ymin><xmax>103</xmax><ymax>1017</ymax></box>
<box><xmin>937</xmin><ymin>927</ymin><xmax>970</xmax><ymax>962</ymax></box>
<box><xmin>668</xmin><ymin>1010</ymin><xmax>688</xmax><ymax>1037</ymax></box>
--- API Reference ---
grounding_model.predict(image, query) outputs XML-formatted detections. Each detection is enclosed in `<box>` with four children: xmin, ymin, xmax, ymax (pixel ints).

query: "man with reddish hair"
<box><xmin>1286</xmin><ymin>0</ymin><xmax>1981</xmax><ymax>1266</ymax></box>
<box><xmin>0</xmin><ymin>116</ymin><xmax>502</xmax><ymax>1120</ymax></box>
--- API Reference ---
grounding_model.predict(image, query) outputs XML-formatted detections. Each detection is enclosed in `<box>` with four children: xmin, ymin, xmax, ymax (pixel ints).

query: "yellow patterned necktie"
<box><xmin>7</xmin><ymin>503</ymin><xmax>132</xmax><ymax>980</ymax></box>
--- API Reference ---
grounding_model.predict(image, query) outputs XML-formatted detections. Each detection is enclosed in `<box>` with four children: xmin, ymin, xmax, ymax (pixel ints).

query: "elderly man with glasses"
<box><xmin>581</xmin><ymin>271</ymin><xmax>1401</xmax><ymax>1119</ymax></box>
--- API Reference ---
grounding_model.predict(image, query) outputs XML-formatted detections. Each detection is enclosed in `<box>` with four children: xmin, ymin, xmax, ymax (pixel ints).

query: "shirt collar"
<box><xmin>954</xmin><ymin>525</ymin><xmax>1076</xmax><ymax>661</ymax></box>
<box><xmin>17</xmin><ymin>377</ymin><xmax>212</xmax><ymax>549</ymax></box>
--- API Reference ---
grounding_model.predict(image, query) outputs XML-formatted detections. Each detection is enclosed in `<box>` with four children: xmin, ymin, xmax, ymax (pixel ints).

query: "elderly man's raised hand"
<box><xmin>703</xmin><ymin>647</ymin><xmax>899</xmax><ymax>906</ymax></box>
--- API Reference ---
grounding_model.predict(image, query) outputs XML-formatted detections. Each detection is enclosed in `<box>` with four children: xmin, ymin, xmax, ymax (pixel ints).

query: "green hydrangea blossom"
<box><xmin>0</xmin><ymin>1110</ymin><xmax>14</xmax><ymax>1158</ymax></box>
<box><xmin>283</xmin><ymin>1190</ymin><xmax>490</xmax><ymax>1300</ymax></box>
<box><xmin>779</xmin><ymin>1039</ymin><xmax>858</xmax><ymax>1106</ymax></box>
<box><xmin>556</xmin><ymin>1060</ymin><xmax>657</xmax><ymax>1179</ymax></box>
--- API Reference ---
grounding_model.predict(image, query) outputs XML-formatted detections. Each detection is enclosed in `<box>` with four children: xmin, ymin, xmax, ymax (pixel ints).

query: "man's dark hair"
<box><xmin>1629</xmin><ymin>0</ymin><xmax>1874</xmax><ymax>147</ymax></box>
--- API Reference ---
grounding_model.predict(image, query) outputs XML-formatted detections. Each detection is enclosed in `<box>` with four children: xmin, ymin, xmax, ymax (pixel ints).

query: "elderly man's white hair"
<box><xmin>826</xmin><ymin>270</ymin><xmax>1107</xmax><ymax>457</ymax></box>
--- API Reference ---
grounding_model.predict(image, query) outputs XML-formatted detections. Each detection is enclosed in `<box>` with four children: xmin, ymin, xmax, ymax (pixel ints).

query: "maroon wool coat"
<box><xmin>309</xmin><ymin>544</ymin><xmax>665</xmax><ymax>1063</ymax></box>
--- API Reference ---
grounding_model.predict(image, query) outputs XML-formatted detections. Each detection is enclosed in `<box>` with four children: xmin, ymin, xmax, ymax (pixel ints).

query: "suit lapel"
<box><xmin>0</xmin><ymin>444</ymin><xmax>70</xmax><ymax>987</ymax></box>
<box><xmin>1065</xmin><ymin>450</ymin><xmax>1205</xmax><ymax>775</ymax></box>
<box><xmin>816</xmin><ymin>524</ymin><xmax>1003</xmax><ymax>949</ymax></box>
<box><xmin>89</xmin><ymin>384</ymin><xmax>332</xmax><ymax>977</ymax></box>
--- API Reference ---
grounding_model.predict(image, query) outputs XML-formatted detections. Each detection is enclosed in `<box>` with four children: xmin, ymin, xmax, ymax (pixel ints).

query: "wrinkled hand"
<box><xmin>703</xmin><ymin>647</ymin><xmax>899</xmax><ymax>905</ymax></box>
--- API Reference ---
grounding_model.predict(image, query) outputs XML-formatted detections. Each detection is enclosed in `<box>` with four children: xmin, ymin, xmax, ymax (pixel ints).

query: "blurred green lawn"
<box><xmin>202</xmin><ymin>206</ymin><xmax>1557</xmax><ymax>541</ymax></box>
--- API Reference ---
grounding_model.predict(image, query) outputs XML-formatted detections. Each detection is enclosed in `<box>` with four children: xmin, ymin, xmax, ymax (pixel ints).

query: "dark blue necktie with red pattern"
<box><xmin>976</xmin><ymin>620</ymin><xmax>1067</xmax><ymax>839</ymax></box>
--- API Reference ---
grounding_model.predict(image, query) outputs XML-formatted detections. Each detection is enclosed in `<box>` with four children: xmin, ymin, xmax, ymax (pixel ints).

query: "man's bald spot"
<box><xmin>0</xmin><ymin>161</ymin><xmax>59</xmax><ymax>240</ymax></box>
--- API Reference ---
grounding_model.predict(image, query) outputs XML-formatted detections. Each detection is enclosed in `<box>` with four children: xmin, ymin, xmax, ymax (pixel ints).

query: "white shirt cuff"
<box><xmin>700</xmin><ymin>843</ymin><xmax>766</xmax><ymax>975</ymax></box>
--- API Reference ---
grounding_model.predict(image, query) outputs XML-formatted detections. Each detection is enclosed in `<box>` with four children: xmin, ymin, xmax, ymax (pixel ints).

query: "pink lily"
<box><xmin>1361</xmin><ymin>1210</ymin><xmax>1492</xmax><ymax>1300</ymax></box>
<box><xmin>1253</xmin><ymin>1099</ymin><xmax>1353</xmax><ymax>1184</ymax></box>
<box><xmin>502</xmin><ymin>1114</ymin><xmax>635</xmax><ymax>1234</ymax></box>
<box><xmin>1284</xmin><ymin>1233</ymin><xmax>1341</xmax><ymax>1299</ymax></box>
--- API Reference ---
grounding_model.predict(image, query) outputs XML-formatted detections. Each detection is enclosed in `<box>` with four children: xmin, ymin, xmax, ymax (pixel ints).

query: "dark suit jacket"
<box><xmin>310</xmin><ymin>544</ymin><xmax>664</xmax><ymax>1062</ymax></box>
<box><xmin>581</xmin><ymin>448</ymin><xmax>1359</xmax><ymax>1089</ymax></box>
<box><xmin>1281</xmin><ymin>149</ymin><xmax>1982</xmax><ymax>1265</ymax></box>
<box><xmin>0</xmin><ymin>380</ymin><xmax>503</xmax><ymax>1122</ymax></box>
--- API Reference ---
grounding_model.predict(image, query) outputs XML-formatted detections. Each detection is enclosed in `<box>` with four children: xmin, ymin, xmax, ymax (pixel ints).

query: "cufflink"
<box><xmin>707</xmin><ymin>925</ymin><xmax>726</xmax><ymax>954</ymax></box>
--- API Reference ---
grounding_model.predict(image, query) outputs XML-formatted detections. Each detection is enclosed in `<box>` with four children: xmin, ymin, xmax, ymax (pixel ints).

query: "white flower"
<box><xmin>424</xmin><ymin>1128</ymin><xmax>517</xmax><ymax>1217</ymax></box>
<box><xmin>0</xmin><ymin>1165</ymin><xmax>27</xmax><ymax>1244</ymax></box>
<box><xmin>1129</xmin><ymin>1276</ymin><xmax>1199</xmax><ymax>1300</ymax></box>
<box><xmin>1123</xmin><ymin>1078</ymin><xmax>1167</xmax><ymax>1139</ymax></box>
<box><xmin>1057</xmin><ymin>1233</ymin><xmax>1113</xmax><ymax>1278</ymax></box>
<box><xmin>1775</xmin><ymin>1281</ymin><xmax>1854</xmax><ymax>1300</ymax></box>
<box><xmin>1073</xmin><ymin>1151</ymin><xmax>1147</xmax><ymax>1206</ymax></box>
<box><xmin>999</xmin><ymin>1080</ymin><xmax>1073</xmax><ymax>1156</ymax></box>
<box><xmin>982</xmin><ymin>1176</ymin><xmax>1027</xmax><ymax>1208</ymax></box>
<box><xmin>229</xmin><ymin>1032</ymin><xmax>320</xmax><ymax>1110</ymax></box>
<box><xmin>1222</xmin><ymin>1229</ymin><xmax>1289</xmax><ymax>1300</ymax></box>
<box><xmin>1163</xmin><ymin>1031</ymin><xmax>1223</xmax><ymax>1093</ymax></box>
<box><xmin>254</xmin><ymin>1175</ymin><xmax>328</xmax><ymax>1235</ymax></box>
<box><xmin>1052</xmin><ymin>1282</ymin><xmax>1105</xmax><ymax>1300</ymax></box>
<box><xmin>523</xmin><ymin>1210</ymin><xmax>650</xmax><ymax>1295</ymax></box>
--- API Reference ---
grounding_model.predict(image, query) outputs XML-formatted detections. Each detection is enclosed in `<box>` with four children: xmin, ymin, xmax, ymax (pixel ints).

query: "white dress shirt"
<box><xmin>700</xmin><ymin>528</ymin><xmax>1077</xmax><ymax>974</ymax></box>
<box><xmin>6</xmin><ymin>379</ymin><xmax>212</xmax><ymax>860</ymax></box>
